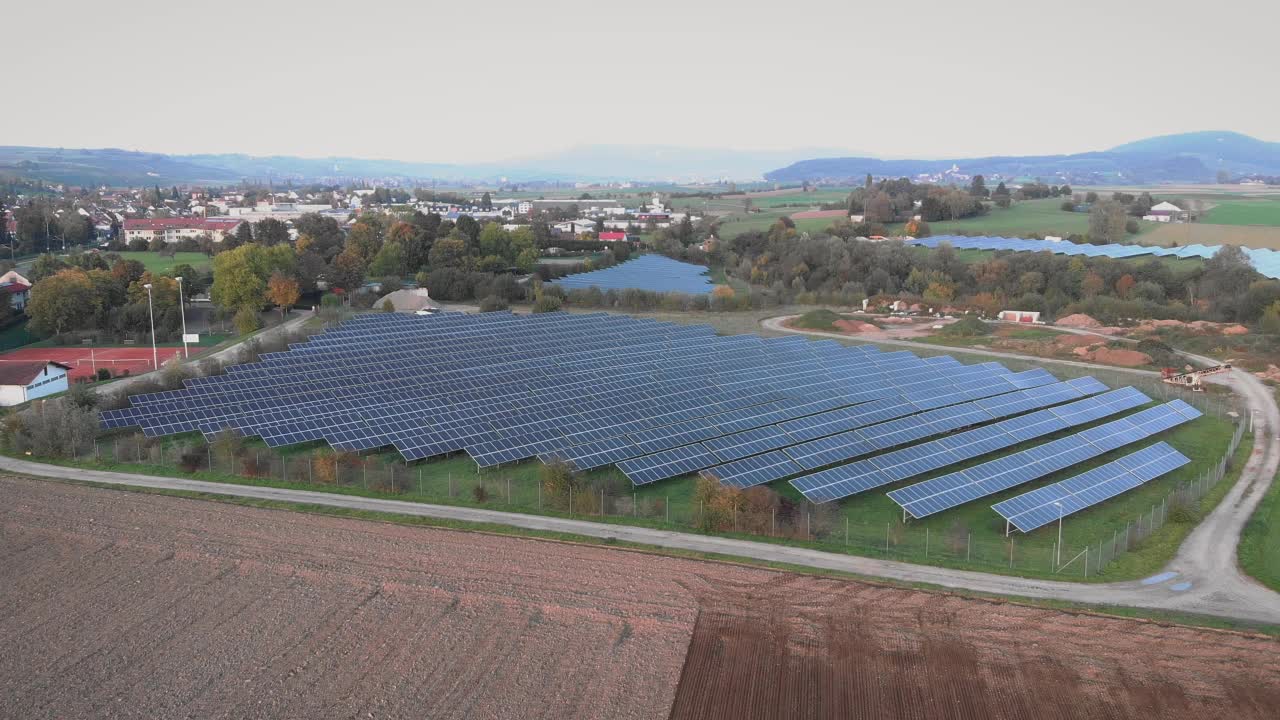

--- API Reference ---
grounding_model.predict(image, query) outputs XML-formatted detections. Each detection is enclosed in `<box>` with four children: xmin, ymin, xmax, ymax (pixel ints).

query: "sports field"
<box><xmin>111</xmin><ymin>251</ymin><xmax>212</xmax><ymax>274</ymax></box>
<box><xmin>0</xmin><ymin>346</ymin><xmax>185</xmax><ymax>381</ymax></box>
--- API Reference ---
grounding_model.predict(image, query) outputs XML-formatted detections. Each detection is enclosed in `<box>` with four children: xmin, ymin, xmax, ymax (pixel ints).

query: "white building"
<box><xmin>122</xmin><ymin>217</ymin><xmax>244</xmax><ymax>244</ymax></box>
<box><xmin>1143</xmin><ymin>201</ymin><xmax>1184</xmax><ymax>223</ymax></box>
<box><xmin>0</xmin><ymin>361</ymin><xmax>71</xmax><ymax>405</ymax></box>
<box><xmin>0</xmin><ymin>270</ymin><xmax>32</xmax><ymax>311</ymax></box>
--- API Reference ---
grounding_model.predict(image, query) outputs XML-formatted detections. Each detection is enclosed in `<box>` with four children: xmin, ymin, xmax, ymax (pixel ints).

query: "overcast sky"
<box><xmin>9</xmin><ymin>0</ymin><xmax>1277</xmax><ymax>163</ymax></box>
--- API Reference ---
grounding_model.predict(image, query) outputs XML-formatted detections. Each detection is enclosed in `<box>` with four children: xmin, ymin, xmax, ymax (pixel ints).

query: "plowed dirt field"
<box><xmin>3</xmin><ymin>477</ymin><xmax>1279</xmax><ymax>720</ymax></box>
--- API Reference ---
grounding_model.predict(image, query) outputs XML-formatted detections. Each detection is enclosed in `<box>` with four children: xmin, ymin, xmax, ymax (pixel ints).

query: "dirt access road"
<box><xmin>763</xmin><ymin>315</ymin><xmax>1280</xmax><ymax>624</ymax></box>
<box><xmin>5</xmin><ymin>478</ymin><xmax>1280</xmax><ymax>720</ymax></box>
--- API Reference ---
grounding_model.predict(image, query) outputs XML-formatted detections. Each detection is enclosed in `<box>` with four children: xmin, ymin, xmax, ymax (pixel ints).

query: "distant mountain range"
<box><xmin>0</xmin><ymin>144</ymin><xmax>853</xmax><ymax>187</ymax></box>
<box><xmin>3</xmin><ymin>132</ymin><xmax>1276</xmax><ymax>188</ymax></box>
<box><xmin>764</xmin><ymin>132</ymin><xmax>1280</xmax><ymax>185</ymax></box>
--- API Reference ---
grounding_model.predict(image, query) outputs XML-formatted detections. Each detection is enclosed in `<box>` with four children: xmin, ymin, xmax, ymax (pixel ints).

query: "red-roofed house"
<box><xmin>598</xmin><ymin>231</ymin><xmax>628</xmax><ymax>243</ymax></box>
<box><xmin>123</xmin><ymin>217</ymin><xmax>244</xmax><ymax>244</ymax></box>
<box><xmin>0</xmin><ymin>270</ymin><xmax>32</xmax><ymax>311</ymax></box>
<box><xmin>0</xmin><ymin>361</ymin><xmax>71</xmax><ymax>405</ymax></box>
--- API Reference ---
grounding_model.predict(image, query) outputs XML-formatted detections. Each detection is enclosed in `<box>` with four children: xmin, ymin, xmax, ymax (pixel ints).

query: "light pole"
<box><xmin>1055</xmin><ymin>501</ymin><xmax>1064</xmax><ymax>567</ymax></box>
<box><xmin>143</xmin><ymin>283</ymin><xmax>159</xmax><ymax>371</ymax></box>
<box><xmin>176</xmin><ymin>276</ymin><xmax>189</xmax><ymax>358</ymax></box>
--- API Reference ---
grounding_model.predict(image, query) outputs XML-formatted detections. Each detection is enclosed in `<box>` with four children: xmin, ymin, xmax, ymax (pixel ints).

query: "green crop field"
<box><xmin>112</xmin><ymin>251</ymin><xmax>212</xmax><ymax>274</ymax></box>
<box><xmin>1202</xmin><ymin>199</ymin><xmax>1280</xmax><ymax>226</ymax></box>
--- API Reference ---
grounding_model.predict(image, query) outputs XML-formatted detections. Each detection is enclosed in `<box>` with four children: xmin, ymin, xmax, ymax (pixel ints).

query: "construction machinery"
<box><xmin>1161</xmin><ymin>364</ymin><xmax>1232</xmax><ymax>391</ymax></box>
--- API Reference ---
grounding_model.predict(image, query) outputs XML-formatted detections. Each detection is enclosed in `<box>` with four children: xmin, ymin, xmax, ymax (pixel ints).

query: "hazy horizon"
<box><xmin>10</xmin><ymin>0</ymin><xmax>1278</xmax><ymax>164</ymax></box>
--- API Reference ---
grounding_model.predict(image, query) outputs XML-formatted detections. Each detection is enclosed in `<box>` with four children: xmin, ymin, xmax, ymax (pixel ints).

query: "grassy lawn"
<box><xmin>1202</xmin><ymin>198</ymin><xmax>1280</xmax><ymax>227</ymax></box>
<box><xmin>886</xmin><ymin>198</ymin><xmax>1160</xmax><ymax>238</ymax></box>
<box><xmin>112</xmin><ymin>251</ymin><xmax>212</xmax><ymax>274</ymax></box>
<box><xmin>1240</xmin><ymin>468</ymin><xmax>1280</xmax><ymax>592</ymax></box>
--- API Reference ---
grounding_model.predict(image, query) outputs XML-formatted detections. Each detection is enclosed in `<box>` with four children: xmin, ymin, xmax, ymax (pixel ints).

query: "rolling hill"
<box><xmin>764</xmin><ymin>132</ymin><xmax>1280</xmax><ymax>185</ymax></box>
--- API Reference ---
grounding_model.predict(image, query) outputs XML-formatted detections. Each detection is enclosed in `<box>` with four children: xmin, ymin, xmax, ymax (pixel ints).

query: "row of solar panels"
<box><xmin>910</xmin><ymin>234</ymin><xmax>1280</xmax><ymax>279</ymax></box>
<box><xmin>102</xmin><ymin>311</ymin><xmax>1201</xmax><ymax>528</ymax></box>
<box><xmin>550</xmin><ymin>254</ymin><xmax>716</xmax><ymax>294</ymax></box>
<box><xmin>104</xmin><ymin>312</ymin><xmax>1010</xmax><ymax>462</ymax></box>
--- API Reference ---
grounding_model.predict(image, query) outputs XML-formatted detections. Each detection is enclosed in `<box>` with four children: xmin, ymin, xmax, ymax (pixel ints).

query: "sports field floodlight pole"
<box><xmin>143</xmin><ymin>283</ymin><xmax>159</xmax><ymax>371</ymax></box>
<box><xmin>1055</xmin><ymin>501</ymin><xmax>1064</xmax><ymax>567</ymax></box>
<box><xmin>176</xmin><ymin>276</ymin><xmax>189</xmax><ymax>358</ymax></box>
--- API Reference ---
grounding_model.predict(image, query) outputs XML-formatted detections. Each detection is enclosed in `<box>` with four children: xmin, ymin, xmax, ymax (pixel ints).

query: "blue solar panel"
<box><xmin>701</xmin><ymin>450</ymin><xmax>802</xmax><ymax>488</ymax></box>
<box><xmin>890</xmin><ymin>401</ymin><xmax>1196</xmax><ymax>518</ymax></box>
<box><xmin>993</xmin><ymin>442</ymin><xmax>1190</xmax><ymax>532</ymax></box>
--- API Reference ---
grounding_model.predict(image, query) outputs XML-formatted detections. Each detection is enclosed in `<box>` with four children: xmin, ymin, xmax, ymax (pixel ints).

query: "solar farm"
<box><xmin>910</xmin><ymin>234</ymin><xmax>1280</xmax><ymax>278</ymax></box>
<box><xmin>551</xmin><ymin>254</ymin><xmax>716</xmax><ymax>294</ymax></box>
<box><xmin>101</xmin><ymin>310</ymin><xmax>1209</xmax><ymax>535</ymax></box>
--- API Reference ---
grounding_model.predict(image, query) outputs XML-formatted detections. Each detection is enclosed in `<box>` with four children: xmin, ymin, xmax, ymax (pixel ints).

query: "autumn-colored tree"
<box><xmin>266</xmin><ymin>272</ymin><xmax>300</xmax><ymax>319</ymax></box>
<box><xmin>972</xmin><ymin>259</ymin><xmax>1009</xmax><ymax>291</ymax></box>
<box><xmin>1115</xmin><ymin>274</ymin><xmax>1136</xmax><ymax>299</ymax></box>
<box><xmin>1081</xmin><ymin>271</ymin><xmax>1105</xmax><ymax>298</ymax></box>
<box><xmin>711</xmin><ymin>285</ymin><xmax>735</xmax><ymax>300</ymax></box>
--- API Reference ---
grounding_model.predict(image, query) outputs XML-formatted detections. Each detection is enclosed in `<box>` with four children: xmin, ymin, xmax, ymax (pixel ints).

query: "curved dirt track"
<box><xmin>5</xmin><ymin>477</ymin><xmax>1280</xmax><ymax>720</ymax></box>
<box><xmin>762</xmin><ymin>315</ymin><xmax>1280</xmax><ymax>624</ymax></box>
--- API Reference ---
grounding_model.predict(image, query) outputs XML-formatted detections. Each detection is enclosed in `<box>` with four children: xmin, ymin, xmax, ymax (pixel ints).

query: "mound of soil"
<box><xmin>1255</xmin><ymin>364</ymin><xmax>1280</xmax><ymax>382</ymax></box>
<box><xmin>833</xmin><ymin>319</ymin><xmax>880</xmax><ymax>333</ymax></box>
<box><xmin>1055</xmin><ymin>335</ymin><xmax>1100</xmax><ymax>349</ymax></box>
<box><xmin>1076</xmin><ymin>347</ymin><xmax>1153</xmax><ymax>367</ymax></box>
<box><xmin>1056</xmin><ymin>313</ymin><xmax>1101</xmax><ymax>328</ymax></box>
<box><xmin>1222</xmin><ymin>324</ymin><xmax>1250</xmax><ymax>336</ymax></box>
<box><xmin>879</xmin><ymin>317</ymin><xmax>915</xmax><ymax>325</ymax></box>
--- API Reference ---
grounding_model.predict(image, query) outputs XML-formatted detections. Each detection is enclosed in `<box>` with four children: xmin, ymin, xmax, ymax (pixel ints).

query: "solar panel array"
<box><xmin>910</xmin><ymin>235</ymin><xmax>1280</xmax><ymax>279</ymax></box>
<box><xmin>551</xmin><ymin>254</ymin><xmax>716</xmax><ymax>294</ymax></box>
<box><xmin>887</xmin><ymin>400</ymin><xmax>1202</xmax><ymax>518</ymax></box>
<box><xmin>100</xmin><ymin>310</ymin><xmax>1202</xmax><ymax>525</ymax></box>
<box><xmin>788</xmin><ymin>387</ymin><xmax>1150</xmax><ymax>503</ymax></box>
<box><xmin>992</xmin><ymin>442</ymin><xmax>1191</xmax><ymax>533</ymax></box>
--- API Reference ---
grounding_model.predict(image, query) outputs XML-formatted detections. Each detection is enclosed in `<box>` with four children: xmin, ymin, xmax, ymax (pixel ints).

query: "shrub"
<box><xmin>478</xmin><ymin>294</ymin><xmax>507</xmax><ymax>312</ymax></box>
<box><xmin>233</xmin><ymin>307</ymin><xmax>260</xmax><ymax>335</ymax></box>
<box><xmin>66</xmin><ymin>381</ymin><xmax>99</xmax><ymax>410</ymax></box>
<box><xmin>940</xmin><ymin>315</ymin><xmax>992</xmax><ymax>337</ymax></box>
<box><xmin>472</xmin><ymin>484</ymin><xmax>489</xmax><ymax>503</ymax></box>
<box><xmin>532</xmin><ymin>295</ymin><xmax>562</xmax><ymax>313</ymax></box>
<box><xmin>2</xmin><ymin>403</ymin><xmax>99</xmax><ymax>458</ymax></box>
<box><xmin>381</xmin><ymin>299</ymin><xmax>395</xmax><ymax>312</ymax></box>
<box><xmin>95</xmin><ymin>367</ymin><xmax>112</xmax><ymax>381</ymax></box>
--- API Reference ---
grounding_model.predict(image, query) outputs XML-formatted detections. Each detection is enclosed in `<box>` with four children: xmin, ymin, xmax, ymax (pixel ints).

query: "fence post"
<box><xmin>508</xmin><ymin>477</ymin><xmax>511</xmax><ymax>504</ymax></box>
<box><xmin>570</xmin><ymin>486</ymin><xmax>574</xmax><ymax>516</ymax></box>
<box><xmin>601</xmin><ymin>488</ymin><xmax>605</xmax><ymax>517</ymax></box>
<box><xmin>925</xmin><ymin>528</ymin><xmax>929</xmax><ymax>559</ymax></box>
<box><xmin>772</xmin><ymin>508</ymin><xmax>776</xmax><ymax>536</ymax></box>
<box><xmin>845</xmin><ymin>516</ymin><xmax>849</xmax><ymax>546</ymax></box>
<box><xmin>967</xmin><ymin>533</ymin><xmax>971</xmax><ymax>563</ymax></box>
<box><xmin>309</xmin><ymin>457</ymin><xmax>313</xmax><ymax>485</ymax></box>
<box><xmin>1009</xmin><ymin>538</ymin><xmax>1014</xmax><ymax>569</ymax></box>
<box><xmin>666</xmin><ymin>496</ymin><xmax>669</xmax><ymax>524</ymax></box>
<box><xmin>449</xmin><ymin>472</ymin><xmax>453</xmax><ymax>498</ymax></box>
<box><xmin>885</xmin><ymin>522</ymin><xmax>890</xmax><ymax>555</ymax></box>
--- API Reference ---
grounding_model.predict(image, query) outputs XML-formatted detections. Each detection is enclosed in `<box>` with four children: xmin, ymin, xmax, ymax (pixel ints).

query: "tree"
<box><xmin>328</xmin><ymin>249</ymin><xmax>366</xmax><ymax>292</ymax></box>
<box><xmin>1115</xmin><ymin>274</ymin><xmax>1137</xmax><ymax>298</ymax></box>
<box><xmin>1088</xmin><ymin>201</ymin><xmax>1128</xmax><ymax>244</ymax></box>
<box><xmin>1260</xmin><ymin>301</ymin><xmax>1280</xmax><ymax>334</ymax></box>
<box><xmin>210</xmin><ymin>243</ymin><xmax>292</xmax><ymax>315</ymax></box>
<box><xmin>428</xmin><ymin>236</ymin><xmax>468</xmax><ymax>269</ymax></box>
<box><xmin>367</xmin><ymin>241</ymin><xmax>405</xmax><ymax>278</ymax></box>
<box><xmin>345</xmin><ymin>222</ymin><xmax>381</xmax><ymax>261</ymax></box>
<box><xmin>27</xmin><ymin>269</ymin><xmax>94</xmax><ymax>336</ymax></box>
<box><xmin>255</xmin><ymin>218</ymin><xmax>290</xmax><ymax>246</ymax></box>
<box><xmin>480</xmin><ymin>192</ymin><xmax>492</xmax><ymax>210</ymax></box>
<box><xmin>969</xmin><ymin>175</ymin><xmax>988</xmax><ymax>197</ymax></box>
<box><xmin>266</xmin><ymin>273</ymin><xmax>300</xmax><ymax>320</ymax></box>
<box><xmin>864</xmin><ymin>191</ymin><xmax>893</xmax><ymax>223</ymax></box>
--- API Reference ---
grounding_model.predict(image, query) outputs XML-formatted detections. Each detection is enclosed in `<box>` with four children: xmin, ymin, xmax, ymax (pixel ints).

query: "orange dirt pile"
<box><xmin>1072</xmin><ymin>346</ymin><xmax>1153</xmax><ymax>367</ymax></box>
<box><xmin>832</xmin><ymin>319</ymin><xmax>880</xmax><ymax>333</ymax></box>
<box><xmin>1055</xmin><ymin>313</ymin><xmax>1102</xmax><ymax>328</ymax></box>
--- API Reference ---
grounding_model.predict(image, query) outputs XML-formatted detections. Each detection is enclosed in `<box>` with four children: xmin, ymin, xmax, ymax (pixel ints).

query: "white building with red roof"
<box><xmin>122</xmin><ymin>217</ymin><xmax>244</xmax><ymax>244</ymax></box>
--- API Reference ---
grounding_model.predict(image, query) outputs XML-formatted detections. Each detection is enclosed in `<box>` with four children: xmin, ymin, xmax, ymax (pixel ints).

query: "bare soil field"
<box><xmin>1145</xmin><ymin>222</ymin><xmax>1280</xmax><ymax>249</ymax></box>
<box><xmin>669</xmin><ymin>576</ymin><xmax>1280</xmax><ymax>720</ymax></box>
<box><xmin>4</xmin><ymin>478</ymin><xmax>1280</xmax><ymax>720</ymax></box>
<box><xmin>0</xmin><ymin>477</ymin><xmax>694</xmax><ymax>720</ymax></box>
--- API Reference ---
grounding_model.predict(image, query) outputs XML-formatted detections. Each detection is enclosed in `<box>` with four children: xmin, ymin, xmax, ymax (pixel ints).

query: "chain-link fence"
<box><xmin>83</xmin><ymin>411</ymin><xmax>1247</xmax><ymax>579</ymax></box>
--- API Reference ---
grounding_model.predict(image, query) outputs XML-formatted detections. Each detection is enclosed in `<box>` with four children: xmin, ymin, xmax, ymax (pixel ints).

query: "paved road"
<box><xmin>764</xmin><ymin>314</ymin><xmax>1280</xmax><ymax>623</ymax></box>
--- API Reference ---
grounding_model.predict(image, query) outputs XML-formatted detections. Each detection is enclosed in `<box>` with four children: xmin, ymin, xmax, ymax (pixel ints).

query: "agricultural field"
<box><xmin>1201</xmin><ymin>198</ymin><xmax>1280</xmax><ymax>226</ymax></box>
<box><xmin>1144</xmin><ymin>222</ymin><xmax>1280</xmax><ymax>250</ymax></box>
<box><xmin>0</xmin><ymin>478</ymin><xmax>692</xmax><ymax>720</ymax></box>
<box><xmin>6</xmin><ymin>477</ymin><xmax>1279</xmax><ymax>720</ymax></box>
